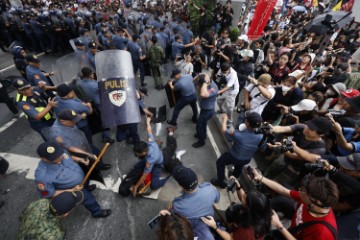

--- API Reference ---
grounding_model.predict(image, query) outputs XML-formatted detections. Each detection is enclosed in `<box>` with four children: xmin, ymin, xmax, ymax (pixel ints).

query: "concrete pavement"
<box><xmin>0</xmin><ymin>53</ymin><xmax>234</xmax><ymax>240</ymax></box>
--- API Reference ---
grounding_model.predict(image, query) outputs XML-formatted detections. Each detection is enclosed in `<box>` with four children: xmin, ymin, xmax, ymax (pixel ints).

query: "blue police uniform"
<box><xmin>126</xmin><ymin>41</ymin><xmax>145</xmax><ymax>85</ymax></box>
<box><xmin>29</xmin><ymin>19</ymin><xmax>48</xmax><ymax>52</ymax></box>
<box><xmin>86</xmin><ymin>51</ymin><xmax>96</xmax><ymax>70</ymax></box>
<box><xmin>34</xmin><ymin>152</ymin><xmax>102</xmax><ymax>216</ymax></box>
<box><xmin>196</xmin><ymin>81</ymin><xmax>218</xmax><ymax>144</ymax></box>
<box><xmin>53</xmin><ymin>97</ymin><xmax>92</xmax><ymax>143</ymax></box>
<box><xmin>111</xmin><ymin>35</ymin><xmax>128</xmax><ymax>50</ymax></box>
<box><xmin>182</xmin><ymin>29</ymin><xmax>193</xmax><ymax>44</ymax></box>
<box><xmin>76</xmin><ymin>79</ymin><xmax>100</xmax><ymax>107</ymax></box>
<box><xmin>171</xmin><ymin>41</ymin><xmax>185</xmax><ymax>60</ymax></box>
<box><xmin>26</xmin><ymin>65</ymin><xmax>51</xmax><ymax>86</ymax></box>
<box><xmin>134</xmin><ymin>133</ymin><xmax>167</xmax><ymax>190</ymax></box>
<box><xmin>15</xmin><ymin>87</ymin><xmax>54</xmax><ymax>140</ymax></box>
<box><xmin>170</xmin><ymin>74</ymin><xmax>198</xmax><ymax>124</ymax></box>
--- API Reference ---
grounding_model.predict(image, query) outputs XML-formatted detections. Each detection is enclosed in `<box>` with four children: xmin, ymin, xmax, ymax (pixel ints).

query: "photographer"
<box><xmin>191</xmin><ymin>45</ymin><xmax>206</xmax><ymax>76</ymax></box>
<box><xmin>210</xmin><ymin>38</ymin><xmax>234</xmax><ymax>77</ymax></box>
<box><xmin>261</xmin><ymin>76</ymin><xmax>303</xmax><ymax>123</ymax></box>
<box><xmin>216</xmin><ymin>62</ymin><xmax>239</xmax><ymax>125</ymax></box>
<box><xmin>192</xmin><ymin>74</ymin><xmax>218</xmax><ymax>148</ymax></box>
<box><xmin>250</xmin><ymin>167</ymin><xmax>339</xmax><ymax>240</ymax></box>
<box><xmin>331</xmin><ymin>119</ymin><xmax>360</xmax><ymax>156</ymax></box>
<box><xmin>211</xmin><ymin>112</ymin><xmax>266</xmax><ymax>188</ymax></box>
<box><xmin>263</xmin><ymin>117</ymin><xmax>332</xmax><ymax>186</ymax></box>
<box><xmin>201</xmin><ymin>177</ymin><xmax>272</xmax><ymax>240</ymax></box>
<box><xmin>236</xmin><ymin>74</ymin><xmax>275</xmax><ymax>129</ymax></box>
<box><xmin>156</xmin><ymin>210</ymin><xmax>194</xmax><ymax>240</ymax></box>
<box><xmin>232</xmin><ymin>49</ymin><xmax>254</xmax><ymax>92</ymax></box>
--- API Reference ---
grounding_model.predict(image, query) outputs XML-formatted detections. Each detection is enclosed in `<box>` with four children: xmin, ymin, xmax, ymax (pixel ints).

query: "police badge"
<box><xmin>109</xmin><ymin>90</ymin><xmax>126</xmax><ymax>107</ymax></box>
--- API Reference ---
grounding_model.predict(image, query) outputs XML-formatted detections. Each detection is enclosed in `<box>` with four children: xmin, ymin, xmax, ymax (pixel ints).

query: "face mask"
<box><xmin>282</xmin><ymin>85</ymin><xmax>291</xmax><ymax>93</ymax></box>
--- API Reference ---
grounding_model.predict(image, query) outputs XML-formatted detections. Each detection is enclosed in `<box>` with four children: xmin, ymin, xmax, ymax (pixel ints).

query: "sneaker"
<box><xmin>211</xmin><ymin>178</ymin><xmax>227</xmax><ymax>189</ymax></box>
<box><xmin>167</xmin><ymin>120</ymin><xmax>177</xmax><ymax>126</ymax></box>
<box><xmin>192</xmin><ymin>141</ymin><xmax>205</xmax><ymax>148</ymax></box>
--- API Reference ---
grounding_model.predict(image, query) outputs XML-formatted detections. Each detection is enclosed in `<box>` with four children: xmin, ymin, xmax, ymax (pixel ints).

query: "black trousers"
<box><xmin>0</xmin><ymin>87</ymin><xmax>18</xmax><ymax>114</ymax></box>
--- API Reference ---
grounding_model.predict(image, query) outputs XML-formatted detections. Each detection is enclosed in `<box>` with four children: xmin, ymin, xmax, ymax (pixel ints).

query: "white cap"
<box><xmin>238</xmin><ymin>35</ymin><xmax>249</xmax><ymax>42</ymax></box>
<box><xmin>240</xmin><ymin>49</ymin><xmax>254</xmax><ymax>58</ymax></box>
<box><xmin>291</xmin><ymin>99</ymin><xmax>316</xmax><ymax>112</ymax></box>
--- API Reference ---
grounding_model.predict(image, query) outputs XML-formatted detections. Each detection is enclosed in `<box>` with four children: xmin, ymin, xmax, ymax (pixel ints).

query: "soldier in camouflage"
<box><xmin>146</xmin><ymin>36</ymin><xmax>165</xmax><ymax>90</ymax></box>
<box><xmin>17</xmin><ymin>191</ymin><xmax>83</xmax><ymax>240</ymax></box>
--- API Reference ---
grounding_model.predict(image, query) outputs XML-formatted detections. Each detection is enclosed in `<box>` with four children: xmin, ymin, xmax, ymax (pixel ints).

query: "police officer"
<box><xmin>87</xmin><ymin>42</ymin><xmax>98</xmax><ymax>70</ymax></box>
<box><xmin>130</xmin><ymin>116</ymin><xmax>176</xmax><ymax>196</ymax></box>
<box><xmin>192</xmin><ymin>73</ymin><xmax>218</xmax><ymax>148</ymax></box>
<box><xmin>126</xmin><ymin>34</ymin><xmax>147</xmax><ymax>87</ymax></box>
<box><xmin>54</xmin><ymin>83</ymin><xmax>93</xmax><ymax>144</ymax></box>
<box><xmin>13</xmin><ymin>78</ymin><xmax>56</xmax><ymax>140</ymax></box>
<box><xmin>11</xmin><ymin>46</ymin><xmax>28</xmax><ymax>79</ymax></box>
<box><xmin>17</xmin><ymin>191</ymin><xmax>83</xmax><ymax>239</ymax></box>
<box><xmin>146</xmin><ymin>36</ymin><xmax>165</xmax><ymax>90</ymax></box>
<box><xmin>167</xmin><ymin>69</ymin><xmax>198</xmax><ymax>126</ymax></box>
<box><xmin>74</xmin><ymin>39</ymin><xmax>86</xmax><ymax>52</ymax></box>
<box><xmin>35</xmin><ymin>142</ymin><xmax>111</xmax><ymax>218</ymax></box>
<box><xmin>49</xmin><ymin>109</ymin><xmax>112</xmax><ymax>171</ymax></box>
<box><xmin>76</xmin><ymin>67</ymin><xmax>114</xmax><ymax>144</ymax></box>
<box><xmin>25</xmin><ymin>54</ymin><xmax>54</xmax><ymax>88</ymax></box>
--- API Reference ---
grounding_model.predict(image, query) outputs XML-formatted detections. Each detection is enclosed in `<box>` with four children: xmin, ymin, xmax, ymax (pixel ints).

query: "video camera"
<box><xmin>254</xmin><ymin>122</ymin><xmax>272</xmax><ymax>134</ymax></box>
<box><xmin>273</xmin><ymin>139</ymin><xmax>294</xmax><ymax>154</ymax></box>
<box><xmin>214</xmin><ymin>72</ymin><xmax>227</xmax><ymax>90</ymax></box>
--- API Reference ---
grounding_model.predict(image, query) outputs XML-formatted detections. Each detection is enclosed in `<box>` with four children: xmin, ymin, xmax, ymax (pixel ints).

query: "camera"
<box><xmin>304</xmin><ymin>161</ymin><xmax>324</xmax><ymax>172</ymax></box>
<box><xmin>227</xmin><ymin>178</ymin><xmax>236</xmax><ymax>192</ymax></box>
<box><xmin>273</xmin><ymin>139</ymin><xmax>294</xmax><ymax>154</ymax></box>
<box><xmin>214</xmin><ymin>73</ymin><xmax>227</xmax><ymax>89</ymax></box>
<box><xmin>328</xmin><ymin>109</ymin><xmax>346</xmax><ymax>117</ymax></box>
<box><xmin>254</xmin><ymin>122</ymin><xmax>271</xmax><ymax>134</ymax></box>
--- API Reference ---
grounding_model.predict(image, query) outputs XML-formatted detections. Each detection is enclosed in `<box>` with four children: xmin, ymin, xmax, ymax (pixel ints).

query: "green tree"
<box><xmin>188</xmin><ymin>0</ymin><xmax>216</xmax><ymax>36</ymax></box>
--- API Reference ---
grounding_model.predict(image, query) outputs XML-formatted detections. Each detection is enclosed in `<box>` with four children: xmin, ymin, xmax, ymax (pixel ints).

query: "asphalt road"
<box><xmin>0</xmin><ymin>51</ymin><xmax>232</xmax><ymax>240</ymax></box>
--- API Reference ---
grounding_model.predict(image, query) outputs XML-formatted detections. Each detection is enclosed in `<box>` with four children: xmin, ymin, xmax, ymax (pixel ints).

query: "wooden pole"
<box><xmin>80</xmin><ymin>142</ymin><xmax>110</xmax><ymax>186</ymax></box>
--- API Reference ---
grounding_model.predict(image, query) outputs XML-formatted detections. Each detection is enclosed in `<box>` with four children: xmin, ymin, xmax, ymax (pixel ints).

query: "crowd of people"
<box><xmin>0</xmin><ymin>0</ymin><xmax>360</xmax><ymax>239</ymax></box>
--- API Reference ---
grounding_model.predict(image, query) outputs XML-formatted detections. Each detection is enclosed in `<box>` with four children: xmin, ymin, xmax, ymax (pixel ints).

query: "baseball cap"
<box><xmin>245</xmin><ymin>112</ymin><xmax>263</xmax><ymax>128</ymax></box>
<box><xmin>238</xmin><ymin>35</ymin><xmax>248</xmax><ymax>42</ymax></box>
<box><xmin>341</xmin><ymin>89</ymin><xmax>360</xmax><ymax>98</ymax></box>
<box><xmin>49</xmin><ymin>191</ymin><xmax>84</xmax><ymax>216</ymax></box>
<box><xmin>13</xmin><ymin>78</ymin><xmax>31</xmax><ymax>90</ymax></box>
<box><xmin>337</xmin><ymin>153</ymin><xmax>360</xmax><ymax>171</ymax></box>
<box><xmin>57</xmin><ymin>83</ymin><xmax>73</xmax><ymax>97</ymax></box>
<box><xmin>37</xmin><ymin>142</ymin><xmax>64</xmax><ymax>161</ymax></box>
<box><xmin>132</xmin><ymin>34</ymin><xmax>140</xmax><ymax>41</ymax></box>
<box><xmin>345</xmin><ymin>95</ymin><xmax>360</xmax><ymax>113</ymax></box>
<box><xmin>74</xmin><ymin>40</ymin><xmax>84</xmax><ymax>46</ymax></box>
<box><xmin>88</xmin><ymin>42</ymin><xmax>97</xmax><ymax>49</ymax></box>
<box><xmin>240</xmin><ymin>49</ymin><xmax>254</xmax><ymax>58</ymax></box>
<box><xmin>304</xmin><ymin>116</ymin><xmax>332</xmax><ymax>134</ymax></box>
<box><xmin>170</xmin><ymin>68</ymin><xmax>181</xmax><ymax>78</ymax></box>
<box><xmin>172</xmin><ymin>165</ymin><xmax>198</xmax><ymax>191</ymax></box>
<box><xmin>58</xmin><ymin>109</ymin><xmax>83</xmax><ymax>123</ymax></box>
<box><xmin>26</xmin><ymin>54</ymin><xmax>40</xmax><ymax>63</ymax></box>
<box><xmin>79</xmin><ymin>28</ymin><xmax>88</xmax><ymax>35</ymax></box>
<box><xmin>291</xmin><ymin>99</ymin><xmax>316</xmax><ymax>112</ymax></box>
<box><xmin>330</xmin><ymin>82</ymin><xmax>347</xmax><ymax>95</ymax></box>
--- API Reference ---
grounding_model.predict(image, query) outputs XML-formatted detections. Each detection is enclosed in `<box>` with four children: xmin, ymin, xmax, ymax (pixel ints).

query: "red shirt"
<box><xmin>232</xmin><ymin>226</ymin><xmax>264</xmax><ymax>240</ymax></box>
<box><xmin>290</xmin><ymin>190</ymin><xmax>337</xmax><ymax>240</ymax></box>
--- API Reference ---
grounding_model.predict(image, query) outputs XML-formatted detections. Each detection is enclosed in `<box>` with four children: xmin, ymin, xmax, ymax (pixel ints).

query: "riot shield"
<box><xmin>95</xmin><ymin>50</ymin><xmax>141</xmax><ymax>128</ymax></box>
<box><xmin>41</xmin><ymin>126</ymin><xmax>105</xmax><ymax>184</ymax></box>
<box><xmin>54</xmin><ymin>52</ymin><xmax>92</xmax><ymax>85</ymax></box>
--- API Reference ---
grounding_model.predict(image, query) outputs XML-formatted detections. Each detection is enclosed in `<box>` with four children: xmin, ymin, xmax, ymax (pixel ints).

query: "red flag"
<box><xmin>247</xmin><ymin>0</ymin><xmax>278</xmax><ymax>40</ymax></box>
<box><xmin>341</xmin><ymin>0</ymin><xmax>354</xmax><ymax>11</ymax></box>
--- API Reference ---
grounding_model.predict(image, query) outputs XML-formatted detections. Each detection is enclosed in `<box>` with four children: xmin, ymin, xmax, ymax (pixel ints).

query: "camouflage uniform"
<box><xmin>146</xmin><ymin>43</ymin><xmax>165</xmax><ymax>88</ymax></box>
<box><xmin>16</xmin><ymin>199</ymin><xmax>64</xmax><ymax>240</ymax></box>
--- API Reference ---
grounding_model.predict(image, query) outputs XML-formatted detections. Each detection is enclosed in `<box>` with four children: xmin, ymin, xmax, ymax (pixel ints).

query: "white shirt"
<box><xmin>224</xmin><ymin>67</ymin><xmax>239</xmax><ymax>95</ymax></box>
<box><xmin>245</xmin><ymin>83</ymin><xmax>275</xmax><ymax>114</ymax></box>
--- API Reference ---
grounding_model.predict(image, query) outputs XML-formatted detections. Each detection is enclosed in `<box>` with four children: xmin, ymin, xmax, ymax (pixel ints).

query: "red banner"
<box><xmin>247</xmin><ymin>0</ymin><xmax>278</xmax><ymax>40</ymax></box>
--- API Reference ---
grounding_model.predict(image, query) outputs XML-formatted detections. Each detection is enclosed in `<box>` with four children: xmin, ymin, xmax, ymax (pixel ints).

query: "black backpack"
<box><xmin>118</xmin><ymin>167</ymin><xmax>143</xmax><ymax>197</ymax></box>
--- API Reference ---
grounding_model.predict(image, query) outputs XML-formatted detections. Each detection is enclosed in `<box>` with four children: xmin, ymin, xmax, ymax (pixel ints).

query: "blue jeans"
<box><xmin>196</xmin><ymin>109</ymin><xmax>214</xmax><ymax>143</ymax></box>
<box><xmin>134</xmin><ymin>160</ymin><xmax>168</xmax><ymax>190</ymax></box>
<box><xmin>133</xmin><ymin>61</ymin><xmax>145</xmax><ymax>85</ymax></box>
<box><xmin>82</xmin><ymin>188</ymin><xmax>102</xmax><ymax>216</ymax></box>
<box><xmin>171</xmin><ymin>94</ymin><xmax>198</xmax><ymax>124</ymax></box>
<box><xmin>216</xmin><ymin>152</ymin><xmax>251</xmax><ymax>182</ymax></box>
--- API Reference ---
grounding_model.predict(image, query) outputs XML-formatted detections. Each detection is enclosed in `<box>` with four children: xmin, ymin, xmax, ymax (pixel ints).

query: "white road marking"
<box><xmin>0</xmin><ymin>113</ymin><xmax>24</xmax><ymax>134</ymax></box>
<box><xmin>0</xmin><ymin>52</ymin><xmax>44</xmax><ymax>73</ymax></box>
